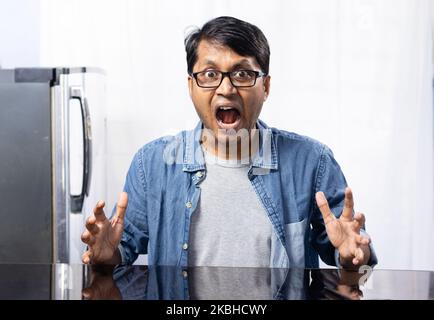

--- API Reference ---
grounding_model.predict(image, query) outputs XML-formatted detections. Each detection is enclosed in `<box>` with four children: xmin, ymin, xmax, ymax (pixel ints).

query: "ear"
<box><xmin>263</xmin><ymin>75</ymin><xmax>271</xmax><ymax>101</ymax></box>
<box><xmin>188</xmin><ymin>75</ymin><xmax>193</xmax><ymax>98</ymax></box>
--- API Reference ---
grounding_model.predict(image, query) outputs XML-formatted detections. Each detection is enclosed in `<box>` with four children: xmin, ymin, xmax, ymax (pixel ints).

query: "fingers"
<box><xmin>85</xmin><ymin>216</ymin><xmax>99</xmax><ymax>235</ymax></box>
<box><xmin>341</xmin><ymin>187</ymin><xmax>354</xmax><ymax>221</ymax></box>
<box><xmin>315</xmin><ymin>191</ymin><xmax>335</xmax><ymax>225</ymax></box>
<box><xmin>352</xmin><ymin>247</ymin><xmax>364</xmax><ymax>266</ymax></box>
<box><xmin>111</xmin><ymin>192</ymin><xmax>128</xmax><ymax>227</ymax></box>
<box><xmin>94</xmin><ymin>200</ymin><xmax>107</xmax><ymax>222</ymax></box>
<box><xmin>353</xmin><ymin>212</ymin><xmax>366</xmax><ymax>230</ymax></box>
<box><xmin>81</xmin><ymin>230</ymin><xmax>96</xmax><ymax>246</ymax></box>
<box><xmin>82</xmin><ymin>250</ymin><xmax>93</xmax><ymax>264</ymax></box>
<box><xmin>356</xmin><ymin>234</ymin><xmax>370</xmax><ymax>246</ymax></box>
<box><xmin>81</xmin><ymin>230</ymin><xmax>91</xmax><ymax>243</ymax></box>
<box><xmin>82</xmin><ymin>287</ymin><xmax>94</xmax><ymax>300</ymax></box>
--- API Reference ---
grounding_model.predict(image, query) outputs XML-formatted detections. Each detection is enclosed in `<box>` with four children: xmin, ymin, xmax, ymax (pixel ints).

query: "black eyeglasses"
<box><xmin>191</xmin><ymin>69</ymin><xmax>266</xmax><ymax>88</ymax></box>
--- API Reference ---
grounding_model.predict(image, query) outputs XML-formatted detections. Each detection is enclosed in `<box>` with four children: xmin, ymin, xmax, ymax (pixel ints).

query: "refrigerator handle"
<box><xmin>69</xmin><ymin>87</ymin><xmax>92</xmax><ymax>213</ymax></box>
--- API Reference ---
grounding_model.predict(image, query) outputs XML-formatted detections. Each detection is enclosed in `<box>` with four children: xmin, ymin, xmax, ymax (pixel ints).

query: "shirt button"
<box><xmin>186</xmin><ymin>202</ymin><xmax>192</xmax><ymax>209</ymax></box>
<box><xmin>195</xmin><ymin>171</ymin><xmax>203</xmax><ymax>178</ymax></box>
<box><xmin>182</xmin><ymin>270</ymin><xmax>188</xmax><ymax>278</ymax></box>
<box><xmin>182</xmin><ymin>243</ymin><xmax>188</xmax><ymax>250</ymax></box>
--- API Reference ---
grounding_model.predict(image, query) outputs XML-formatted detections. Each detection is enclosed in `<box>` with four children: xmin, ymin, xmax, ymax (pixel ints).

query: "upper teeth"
<box><xmin>220</xmin><ymin>106</ymin><xmax>233</xmax><ymax>110</ymax></box>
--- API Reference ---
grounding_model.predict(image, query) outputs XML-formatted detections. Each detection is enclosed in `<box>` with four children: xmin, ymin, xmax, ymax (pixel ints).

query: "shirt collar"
<box><xmin>182</xmin><ymin>119</ymin><xmax>278</xmax><ymax>173</ymax></box>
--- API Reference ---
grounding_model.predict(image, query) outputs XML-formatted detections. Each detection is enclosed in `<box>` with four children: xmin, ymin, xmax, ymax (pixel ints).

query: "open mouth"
<box><xmin>215</xmin><ymin>106</ymin><xmax>241</xmax><ymax>129</ymax></box>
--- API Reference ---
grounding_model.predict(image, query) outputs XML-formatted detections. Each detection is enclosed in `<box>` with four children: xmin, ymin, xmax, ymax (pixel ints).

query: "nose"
<box><xmin>215</xmin><ymin>74</ymin><xmax>237</xmax><ymax>96</ymax></box>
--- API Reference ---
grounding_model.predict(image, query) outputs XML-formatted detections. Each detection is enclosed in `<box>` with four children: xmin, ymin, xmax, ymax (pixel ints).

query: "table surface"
<box><xmin>0</xmin><ymin>263</ymin><xmax>433</xmax><ymax>300</ymax></box>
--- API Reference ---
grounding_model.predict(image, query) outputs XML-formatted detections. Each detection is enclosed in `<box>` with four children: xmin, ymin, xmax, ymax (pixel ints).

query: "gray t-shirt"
<box><xmin>188</xmin><ymin>150</ymin><xmax>273</xmax><ymax>268</ymax></box>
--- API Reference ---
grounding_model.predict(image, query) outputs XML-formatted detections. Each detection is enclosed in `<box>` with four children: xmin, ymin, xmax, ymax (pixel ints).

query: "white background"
<box><xmin>1</xmin><ymin>0</ymin><xmax>433</xmax><ymax>270</ymax></box>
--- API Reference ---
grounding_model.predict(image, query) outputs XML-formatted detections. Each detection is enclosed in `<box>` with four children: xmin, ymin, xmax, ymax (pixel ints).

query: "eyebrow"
<box><xmin>201</xmin><ymin>60</ymin><xmax>218</xmax><ymax>68</ymax></box>
<box><xmin>200</xmin><ymin>59</ymin><xmax>255</xmax><ymax>70</ymax></box>
<box><xmin>231</xmin><ymin>59</ymin><xmax>255</xmax><ymax>69</ymax></box>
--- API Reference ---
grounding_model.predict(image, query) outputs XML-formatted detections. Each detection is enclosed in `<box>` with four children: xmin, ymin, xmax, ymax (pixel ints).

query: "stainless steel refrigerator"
<box><xmin>0</xmin><ymin>67</ymin><xmax>107</xmax><ymax>265</ymax></box>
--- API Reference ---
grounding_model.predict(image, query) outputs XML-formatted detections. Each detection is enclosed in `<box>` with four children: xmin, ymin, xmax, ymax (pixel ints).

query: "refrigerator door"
<box><xmin>0</xmin><ymin>71</ymin><xmax>52</xmax><ymax>263</ymax></box>
<box><xmin>66</xmin><ymin>70</ymin><xmax>107</xmax><ymax>264</ymax></box>
<box><xmin>52</xmin><ymin>69</ymin><xmax>107</xmax><ymax>264</ymax></box>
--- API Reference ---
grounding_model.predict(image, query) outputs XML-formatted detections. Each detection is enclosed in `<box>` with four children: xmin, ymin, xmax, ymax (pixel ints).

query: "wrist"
<box><xmin>105</xmin><ymin>248</ymin><xmax>122</xmax><ymax>265</ymax></box>
<box><xmin>91</xmin><ymin>247</ymin><xmax>121</xmax><ymax>265</ymax></box>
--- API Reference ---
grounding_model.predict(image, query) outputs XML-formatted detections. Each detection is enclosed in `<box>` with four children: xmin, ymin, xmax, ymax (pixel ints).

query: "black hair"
<box><xmin>184</xmin><ymin>16</ymin><xmax>270</xmax><ymax>75</ymax></box>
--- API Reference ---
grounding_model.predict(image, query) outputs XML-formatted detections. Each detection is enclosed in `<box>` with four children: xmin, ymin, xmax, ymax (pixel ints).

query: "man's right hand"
<box><xmin>81</xmin><ymin>192</ymin><xmax>128</xmax><ymax>264</ymax></box>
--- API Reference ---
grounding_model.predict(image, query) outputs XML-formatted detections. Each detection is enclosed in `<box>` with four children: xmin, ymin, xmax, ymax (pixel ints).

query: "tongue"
<box><xmin>217</xmin><ymin>109</ymin><xmax>239</xmax><ymax>124</ymax></box>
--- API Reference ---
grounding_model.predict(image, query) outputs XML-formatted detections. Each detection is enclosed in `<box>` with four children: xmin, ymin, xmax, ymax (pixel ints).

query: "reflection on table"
<box><xmin>103</xmin><ymin>265</ymin><xmax>366</xmax><ymax>300</ymax></box>
<box><xmin>0</xmin><ymin>264</ymin><xmax>433</xmax><ymax>300</ymax></box>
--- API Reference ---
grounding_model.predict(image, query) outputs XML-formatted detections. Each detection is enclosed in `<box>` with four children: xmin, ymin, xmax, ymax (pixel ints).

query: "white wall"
<box><xmin>0</xmin><ymin>0</ymin><xmax>40</xmax><ymax>67</ymax></box>
<box><xmin>2</xmin><ymin>0</ymin><xmax>433</xmax><ymax>270</ymax></box>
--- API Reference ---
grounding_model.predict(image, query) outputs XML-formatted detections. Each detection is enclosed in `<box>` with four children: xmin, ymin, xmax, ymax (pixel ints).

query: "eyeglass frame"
<box><xmin>190</xmin><ymin>69</ymin><xmax>267</xmax><ymax>88</ymax></box>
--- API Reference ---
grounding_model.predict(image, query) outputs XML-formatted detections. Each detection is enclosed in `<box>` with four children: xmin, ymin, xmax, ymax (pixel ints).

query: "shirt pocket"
<box><xmin>283</xmin><ymin>218</ymin><xmax>307</xmax><ymax>268</ymax></box>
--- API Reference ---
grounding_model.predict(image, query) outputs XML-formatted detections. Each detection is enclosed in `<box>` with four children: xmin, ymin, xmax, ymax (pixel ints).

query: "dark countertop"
<box><xmin>0</xmin><ymin>263</ymin><xmax>433</xmax><ymax>300</ymax></box>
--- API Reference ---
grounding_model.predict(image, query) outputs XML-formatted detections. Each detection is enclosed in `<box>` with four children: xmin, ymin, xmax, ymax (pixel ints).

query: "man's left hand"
<box><xmin>315</xmin><ymin>187</ymin><xmax>371</xmax><ymax>269</ymax></box>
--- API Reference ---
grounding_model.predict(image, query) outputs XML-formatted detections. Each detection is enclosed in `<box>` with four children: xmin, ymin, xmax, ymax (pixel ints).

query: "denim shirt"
<box><xmin>118</xmin><ymin>119</ymin><xmax>376</xmax><ymax>268</ymax></box>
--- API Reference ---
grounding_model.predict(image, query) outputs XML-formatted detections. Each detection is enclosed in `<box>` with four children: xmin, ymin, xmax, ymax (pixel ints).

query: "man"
<box><xmin>81</xmin><ymin>16</ymin><xmax>376</xmax><ymax>270</ymax></box>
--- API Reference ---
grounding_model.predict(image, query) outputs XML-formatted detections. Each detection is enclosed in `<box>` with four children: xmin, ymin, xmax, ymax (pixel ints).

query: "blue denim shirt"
<box><xmin>118</xmin><ymin>119</ymin><xmax>376</xmax><ymax>268</ymax></box>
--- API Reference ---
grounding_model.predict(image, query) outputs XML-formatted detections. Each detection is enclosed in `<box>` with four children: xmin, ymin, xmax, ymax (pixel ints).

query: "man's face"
<box><xmin>188</xmin><ymin>40</ymin><xmax>270</xmax><ymax>143</ymax></box>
